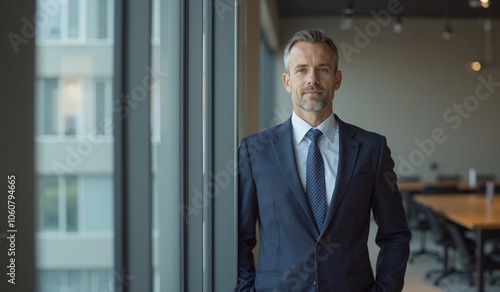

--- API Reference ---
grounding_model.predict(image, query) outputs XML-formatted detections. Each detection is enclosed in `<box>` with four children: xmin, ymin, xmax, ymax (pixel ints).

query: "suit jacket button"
<box><xmin>309</xmin><ymin>278</ymin><xmax>317</xmax><ymax>286</ymax></box>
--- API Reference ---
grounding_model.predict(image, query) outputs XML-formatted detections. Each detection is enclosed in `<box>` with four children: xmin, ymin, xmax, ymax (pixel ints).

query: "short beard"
<box><xmin>298</xmin><ymin>99</ymin><xmax>328</xmax><ymax>111</ymax></box>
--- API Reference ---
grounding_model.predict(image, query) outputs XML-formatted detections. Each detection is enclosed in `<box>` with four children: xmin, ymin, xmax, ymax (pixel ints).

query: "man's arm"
<box><xmin>235</xmin><ymin>138</ymin><xmax>258</xmax><ymax>292</ymax></box>
<box><xmin>371</xmin><ymin>137</ymin><xmax>412</xmax><ymax>291</ymax></box>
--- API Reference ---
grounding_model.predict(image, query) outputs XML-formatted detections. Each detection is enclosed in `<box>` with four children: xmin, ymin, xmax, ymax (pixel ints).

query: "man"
<box><xmin>236</xmin><ymin>29</ymin><xmax>411</xmax><ymax>291</ymax></box>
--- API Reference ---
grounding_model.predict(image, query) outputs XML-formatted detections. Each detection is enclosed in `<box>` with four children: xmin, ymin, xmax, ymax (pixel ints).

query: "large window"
<box><xmin>35</xmin><ymin>0</ymin><xmax>114</xmax><ymax>291</ymax></box>
<box><xmin>31</xmin><ymin>0</ymin><xmax>238</xmax><ymax>291</ymax></box>
<box><xmin>37</xmin><ymin>0</ymin><xmax>112</xmax><ymax>42</ymax></box>
<box><xmin>39</xmin><ymin>269</ymin><xmax>112</xmax><ymax>292</ymax></box>
<box><xmin>37</xmin><ymin>176</ymin><xmax>59</xmax><ymax>231</ymax></box>
<box><xmin>36</xmin><ymin>78</ymin><xmax>112</xmax><ymax>137</ymax></box>
<box><xmin>37</xmin><ymin>175</ymin><xmax>113</xmax><ymax>233</ymax></box>
<box><xmin>37</xmin><ymin>175</ymin><xmax>78</xmax><ymax>232</ymax></box>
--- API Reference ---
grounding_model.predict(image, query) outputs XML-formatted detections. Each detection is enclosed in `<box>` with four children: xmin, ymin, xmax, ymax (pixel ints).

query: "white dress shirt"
<box><xmin>292</xmin><ymin>111</ymin><xmax>340</xmax><ymax>207</ymax></box>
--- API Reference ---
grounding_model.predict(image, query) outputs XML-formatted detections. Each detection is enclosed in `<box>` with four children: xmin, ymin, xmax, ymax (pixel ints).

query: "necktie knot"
<box><xmin>306</xmin><ymin>128</ymin><xmax>323</xmax><ymax>144</ymax></box>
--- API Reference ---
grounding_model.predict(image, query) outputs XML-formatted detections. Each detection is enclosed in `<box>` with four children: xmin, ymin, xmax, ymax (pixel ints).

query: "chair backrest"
<box><xmin>398</xmin><ymin>176</ymin><xmax>420</xmax><ymax>182</ymax></box>
<box><xmin>436</xmin><ymin>174</ymin><xmax>461</xmax><ymax>182</ymax></box>
<box><xmin>476</xmin><ymin>183</ymin><xmax>500</xmax><ymax>194</ymax></box>
<box><xmin>423</xmin><ymin>206</ymin><xmax>450</xmax><ymax>244</ymax></box>
<box><xmin>402</xmin><ymin>192</ymin><xmax>427</xmax><ymax>228</ymax></box>
<box><xmin>446</xmin><ymin>222</ymin><xmax>475</xmax><ymax>267</ymax></box>
<box><xmin>477</xmin><ymin>174</ymin><xmax>496</xmax><ymax>183</ymax></box>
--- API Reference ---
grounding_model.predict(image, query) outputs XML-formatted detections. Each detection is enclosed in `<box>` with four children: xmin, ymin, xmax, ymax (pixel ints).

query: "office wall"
<box><xmin>273</xmin><ymin>16</ymin><xmax>500</xmax><ymax>182</ymax></box>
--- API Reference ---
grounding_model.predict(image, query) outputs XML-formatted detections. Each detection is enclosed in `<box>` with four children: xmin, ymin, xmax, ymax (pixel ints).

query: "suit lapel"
<box><xmin>272</xmin><ymin>119</ymin><xmax>317</xmax><ymax>231</ymax></box>
<box><xmin>322</xmin><ymin>118</ymin><xmax>360</xmax><ymax>233</ymax></box>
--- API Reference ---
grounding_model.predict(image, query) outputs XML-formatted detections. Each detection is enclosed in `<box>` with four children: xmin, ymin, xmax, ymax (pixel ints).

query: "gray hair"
<box><xmin>283</xmin><ymin>29</ymin><xmax>339</xmax><ymax>72</ymax></box>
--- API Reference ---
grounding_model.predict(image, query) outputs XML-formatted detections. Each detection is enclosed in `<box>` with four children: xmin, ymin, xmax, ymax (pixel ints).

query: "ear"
<box><xmin>334</xmin><ymin>70</ymin><xmax>342</xmax><ymax>90</ymax></box>
<box><xmin>282</xmin><ymin>72</ymin><xmax>292</xmax><ymax>93</ymax></box>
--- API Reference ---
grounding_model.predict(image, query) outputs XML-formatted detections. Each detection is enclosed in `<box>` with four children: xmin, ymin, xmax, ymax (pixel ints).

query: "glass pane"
<box><xmin>42</xmin><ymin>78</ymin><xmax>59</xmax><ymax>135</ymax></box>
<box><xmin>66</xmin><ymin>270</ymin><xmax>81</xmax><ymax>292</ymax></box>
<box><xmin>39</xmin><ymin>270</ymin><xmax>61</xmax><ymax>292</ymax></box>
<box><xmin>37</xmin><ymin>176</ymin><xmax>59</xmax><ymax>231</ymax></box>
<box><xmin>95</xmin><ymin>81</ymin><xmax>106</xmax><ymax>133</ymax></box>
<box><xmin>37</xmin><ymin>0</ymin><xmax>61</xmax><ymax>40</ymax></box>
<box><xmin>35</xmin><ymin>0</ymin><xmax>115</xmax><ymax>291</ymax></box>
<box><xmin>66</xmin><ymin>176</ymin><xmax>78</xmax><ymax>232</ymax></box>
<box><xmin>151</xmin><ymin>0</ymin><xmax>182</xmax><ymax>291</ymax></box>
<box><xmin>63</xmin><ymin>80</ymin><xmax>81</xmax><ymax>135</ymax></box>
<box><xmin>83</xmin><ymin>176</ymin><xmax>112</xmax><ymax>231</ymax></box>
<box><xmin>68</xmin><ymin>0</ymin><xmax>79</xmax><ymax>38</ymax></box>
<box><xmin>98</xmin><ymin>0</ymin><xmax>108</xmax><ymax>39</ymax></box>
<box><xmin>91</xmin><ymin>269</ymin><xmax>112</xmax><ymax>291</ymax></box>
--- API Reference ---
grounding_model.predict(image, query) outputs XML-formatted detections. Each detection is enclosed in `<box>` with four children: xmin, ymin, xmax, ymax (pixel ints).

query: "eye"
<box><xmin>318</xmin><ymin>67</ymin><xmax>330</xmax><ymax>73</ymax></box>
<box><xmin>296</xmin><ymin>67</ymin><xmax>307</xmax><ymax>73</ymax></box>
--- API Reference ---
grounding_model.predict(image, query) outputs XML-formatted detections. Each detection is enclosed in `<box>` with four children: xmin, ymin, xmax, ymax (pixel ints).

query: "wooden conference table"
<box><xmin>413</xmin><ymin>193</ymin><xmax>500</xmax><ymax>292</ymax></box>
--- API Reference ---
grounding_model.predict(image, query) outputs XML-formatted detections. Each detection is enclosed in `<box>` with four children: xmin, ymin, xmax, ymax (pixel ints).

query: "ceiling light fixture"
<box><xmin>469</xmin><ymin>18</ymin><xmax>492</xmax><ymax>72</ymax></box>
<box><xmin>442</xmin><ymin>0</ymin><xmax>452</xmax><ymax>40</ymax></box>
<box><xmin>343</xmin><ymin>1</ymin><xmax>354</xmax><ymax>16</ymax></box>
<box><xmin>470</xmin><ymin>61</ymin><xmax>482</xmax><ymax>71</ymax></box>
<box><xmin>442</xmin><ymin>23</ymin><xmax>452</xmax><ymax>40</ymax></box>
<box><xmin>393</xmin><ymin>15</ymin><xmax>402</xmax><ymax>33</ymax></box>
<box><xmin>341</xmin><ymin>1</ymin><xmax>354</xmax><ymax>30</ymax></box>
<box><xmin>484</xmin><ymin>18</ymin><xmax>492</xmax><ymax>64</ymax></box>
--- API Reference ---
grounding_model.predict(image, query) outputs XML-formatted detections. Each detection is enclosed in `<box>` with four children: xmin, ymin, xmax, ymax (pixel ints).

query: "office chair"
<box><xmin>417</xmin><ymin>185</ymin><xmax>466</xmax><ymax>285</ymax></box>
<box><xmin>446</xmin><ymin>222</ymin><xmax>500</xmax><ymax>286</ymax></box>
<box><xmin>436</xmin><ymin>174</ymin><xmax>462</xmax><ymax>182</ymax></box>
<box><xmin>422</xmin><ymin>206</ymin><xmax>473</xmax><ymax>286</ymax></box>
<box><xmin>403</xmin><ymin>193</ymin><xmax>440</xmax><ymax>263</ymax></box>
<box><xmin>476</xmin><ymin>174</ymin><xmax>496</xmax><ymax>185</ymax></box>
<box><xmin>399</xmin><ymin>177</ymin><xmax>441</xmax><ymax>263</ymax></box>
<box><xmin>476</xmin><ymin>183</ymin><xmax>500</xmax><ymax>194</ymax></box>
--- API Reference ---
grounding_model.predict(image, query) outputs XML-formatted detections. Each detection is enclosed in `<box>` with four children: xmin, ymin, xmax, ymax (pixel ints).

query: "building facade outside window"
<box><xmin>35</xmin><ymin>0</ymin><xmax>115</xmax><ymax>291</ymax></box>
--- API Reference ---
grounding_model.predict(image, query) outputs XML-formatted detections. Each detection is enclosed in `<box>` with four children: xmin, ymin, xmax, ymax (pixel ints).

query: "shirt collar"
<box><xmin>291</xmin><ymin>111</ymin><xmax>337</xmax><ymax>145</ymax></box>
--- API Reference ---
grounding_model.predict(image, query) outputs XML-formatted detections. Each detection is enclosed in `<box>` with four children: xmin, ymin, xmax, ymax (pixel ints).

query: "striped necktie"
<box><xmin>305</xmin><ymin>128</ymin><xmax>326</xmax><ymax>232</ymax></box>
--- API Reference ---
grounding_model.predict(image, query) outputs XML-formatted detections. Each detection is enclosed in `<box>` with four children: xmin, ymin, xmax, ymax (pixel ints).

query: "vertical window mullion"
<box><xmin>77</xmin><ymin>79</ymin><xmax>85</xmax><ymax>137</ymax></box>
<box><xmin>59</xmin><ymin>176</ymin><xmax>67</xmax><ymax>233</ymax></box>
<box><xmin>79</xmin><ymin>175</ymin><xmax>86</xmax><ymax>232</ymax></box>
<box><xmin>58</xmin><ymin>80</ymin><xmax>64</xmax><ymax>137</ymax></box>
<box><xmin>113</xmin><ymin>0</ymin><xmax>153</xmax><ymax>291</ymax></box>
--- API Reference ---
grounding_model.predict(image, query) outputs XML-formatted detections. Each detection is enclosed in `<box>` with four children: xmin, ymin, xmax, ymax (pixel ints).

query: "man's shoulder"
<box><xmin>242</xmin><ymin>119</ymin><xmax>291</xmax><ymax>143</ymax></box>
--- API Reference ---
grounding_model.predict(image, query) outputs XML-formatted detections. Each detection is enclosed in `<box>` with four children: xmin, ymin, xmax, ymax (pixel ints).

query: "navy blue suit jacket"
<box><xmin>236</xmin><ymin>115</ymin><xmax>411</xmax><ymax>292</ymax></box>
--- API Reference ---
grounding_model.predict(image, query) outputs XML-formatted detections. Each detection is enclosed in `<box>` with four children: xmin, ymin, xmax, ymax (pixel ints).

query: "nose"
<box><xmin>306</xmin><ymin>70</ymin><xmax>319</xmax><ymax>85</ymax></box>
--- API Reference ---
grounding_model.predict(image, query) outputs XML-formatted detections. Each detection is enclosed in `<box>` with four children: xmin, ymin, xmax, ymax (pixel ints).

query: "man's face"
<box><xmin>282</xmin><ymin>42</ymin><xmax>342</xmax><ymax>115</ymax></box>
